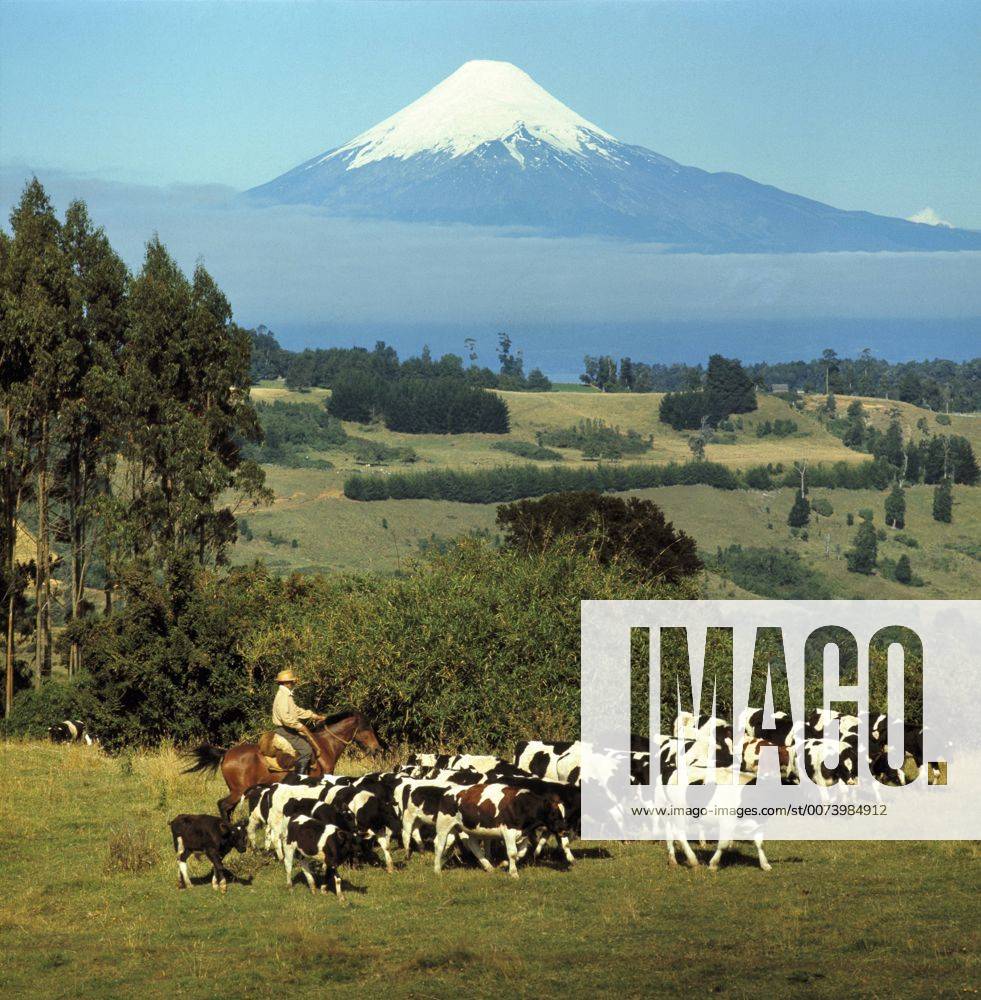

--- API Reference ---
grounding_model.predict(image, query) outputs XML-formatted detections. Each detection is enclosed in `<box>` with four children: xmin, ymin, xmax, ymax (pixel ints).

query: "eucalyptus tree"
<box><xmin>111</xmin><ymin>238</ymin><xmax>265</xmax><ymax>584</ymax></box>
<box><xmin>3</xmin><ymin>179</ymin><xmax>72</xmax><ymax>685</ymax></box>
<box><xmin>57</xmin><ymin>200</ymin><xmax>128</xmax><ymax>672</ymax></box>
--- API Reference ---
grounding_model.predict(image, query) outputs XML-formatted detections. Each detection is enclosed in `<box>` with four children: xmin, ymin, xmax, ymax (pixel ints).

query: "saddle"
<box><xmin>257</xmin><ymin>730</ymin><xmax>299</xmax><ymax>773</ymax></box>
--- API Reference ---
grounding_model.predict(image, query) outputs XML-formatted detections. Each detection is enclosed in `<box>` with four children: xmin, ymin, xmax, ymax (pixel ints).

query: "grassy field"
<box><xmin>234</xmin><ymin>384</ymin><xmax>980</xmax><ymax>595</ymax></box>
<box><xmin>2</xmin><ymin>741</ymin><xmax>977</xmax><ymax>1000</ymax></box>
<box><xmin>233</xmin><ymin>478</ymin><xmax>980</xmax><ymax>598</ymax></box>
<box><xmin>249</xmin><ymin>381</ymin><xmax>865</xmax><ymax>476</ymax></box>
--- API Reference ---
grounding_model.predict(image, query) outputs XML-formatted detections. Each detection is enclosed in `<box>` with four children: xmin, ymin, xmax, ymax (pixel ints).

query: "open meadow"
<box><xmin>1</xmin><ymin>741</ymin><xmax>977</xmax><ymax>1000</ymax></box>
<box><xmin>236</xmin><ymin>383</ymin><xmax>980</xmax><ymax>592</ymax></box>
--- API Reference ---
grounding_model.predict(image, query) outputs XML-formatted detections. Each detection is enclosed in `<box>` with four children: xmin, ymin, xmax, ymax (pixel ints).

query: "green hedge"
<box><xmin>344</xmin><ymin>458</ymin><xmax>898</xmax><ymax>502</ymax></box>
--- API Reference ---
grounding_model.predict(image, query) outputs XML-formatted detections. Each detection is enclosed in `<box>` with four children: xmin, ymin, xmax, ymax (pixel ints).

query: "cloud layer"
<box><xmin>907</xmin><ymin>207</ymin><xmax>954</xmax><ymax>228</ymax></box>
<box><xmin>3</xmin><ymin>166</ymin><xmax>979</xmax><ymax>370</ymax></box>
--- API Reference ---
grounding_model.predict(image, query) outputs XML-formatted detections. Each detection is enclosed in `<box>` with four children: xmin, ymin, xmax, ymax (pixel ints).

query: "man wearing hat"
<box><xmin>272</xmin><ymin>669</ymin><xmax>325</xmax><ymax>774</ymax></box>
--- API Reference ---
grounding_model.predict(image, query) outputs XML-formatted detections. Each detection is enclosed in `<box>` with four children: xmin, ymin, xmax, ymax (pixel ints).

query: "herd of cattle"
<box><xmin>49</xmin><ymin>708</ymin><xmax>936</xmax><ymax>898</ymax></box>
<box><xmin>163</xmin><ymin>706</ymin><xmax>935</xmax><ymax>899</ymax></box>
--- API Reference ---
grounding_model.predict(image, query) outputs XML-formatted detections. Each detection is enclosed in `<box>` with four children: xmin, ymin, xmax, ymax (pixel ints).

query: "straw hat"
<box><xmin>274</xmin><ymin>668</ymin><xmax>299</xmax><ymax>685</ymax></box>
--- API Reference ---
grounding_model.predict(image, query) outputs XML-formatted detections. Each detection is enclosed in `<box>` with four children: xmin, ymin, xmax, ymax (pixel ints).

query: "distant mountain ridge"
<box><xmin>248</xmin><ymin>60</ymin><xmax>981</xmax><ymax>253</ymax></box>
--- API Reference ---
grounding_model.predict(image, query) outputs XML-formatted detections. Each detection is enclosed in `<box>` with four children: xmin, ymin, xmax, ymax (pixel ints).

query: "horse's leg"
<box><xmin>217</xmin><ymin>793</ymin><xmax>239</xmax><ymax>823</ymax></box>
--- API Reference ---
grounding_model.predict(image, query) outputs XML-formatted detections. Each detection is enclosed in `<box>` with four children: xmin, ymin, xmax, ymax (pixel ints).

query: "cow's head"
<box><xmin>230</xmin><ymin>821</ymin><xmax>249</xmax><ymax>853</ymax></box>
<box><xmin>542</xmin><ymin>798</ymin><xmax>569</xmax><ymax>836</ymax></box>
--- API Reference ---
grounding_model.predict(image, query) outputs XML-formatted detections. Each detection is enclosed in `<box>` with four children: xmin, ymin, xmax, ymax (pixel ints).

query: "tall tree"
<box><xmin>0</xmin><ymin>223</ymin><xmax>34</xmax><ymax>713</ymax></box>
<box><xmin>58</xmin><ymin>200</ymin><xmax>128</xmax><ymax>674</ymax></box>
<box><xmin>4</xmin><ymin>180</ymin><xmax>72</xmax><ymax>685</ymax></box>
<box><xmin>846</xmin><ymin>516</ymin><xmax>878</xmax><ymax>575</ymax></box>
<box><xmin>884</xmin><ymin>483</ymin><xmax>906</xmax><ymax>529</ymax></box>
<box><xmin>704</xmin><ymin>354</ymin><xmax>756</xmax><ymax>422</ymax></box>
<box><xmin>108</xmin><ymin>239</ymin><xmax>266</xmax><ymax>582</ymax></box>
<box><xmin>787</xmin><ymin>490</ymin><xmax>811</xmax><ymax>529</ymax></box>
<box><xmin>932</xmin><ymin>478</ymin><xmax>953</xmax><ymax>523</ymax></box>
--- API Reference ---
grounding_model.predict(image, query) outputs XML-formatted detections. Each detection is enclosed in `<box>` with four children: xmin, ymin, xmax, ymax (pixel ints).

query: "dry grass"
<box><xmin>106</xmin><ymin>824</ymin><xmax>161</xmax><ymax>874</ymax></box>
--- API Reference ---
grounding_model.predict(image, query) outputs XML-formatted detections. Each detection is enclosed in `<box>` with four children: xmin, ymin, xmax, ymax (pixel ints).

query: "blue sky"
<box><xmin>2</xmin><ymin>0</ymin><xmax>979</xmax><ymax>226</ymax></box>
<box><xmin>1</xmin><ymin>2</ymin><xmax>978</xmax><ymax>368</ymax></box>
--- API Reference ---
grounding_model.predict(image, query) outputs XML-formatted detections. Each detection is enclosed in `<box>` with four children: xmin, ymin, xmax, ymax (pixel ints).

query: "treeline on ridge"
<box><xmin>250</xmin><ymin>326</ymin><xmax>551</xmax><ymax>395</ymax></box>
<box><xmin>581</xmin><ymin>348</ymin><xmax>980</xmax><ymax>412</ymax></box>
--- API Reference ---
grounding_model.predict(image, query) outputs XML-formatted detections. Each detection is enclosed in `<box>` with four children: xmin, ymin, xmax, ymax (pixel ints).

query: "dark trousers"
<box><xmin>274</xmin><ymin>726</ymin><xmax>312</xmax><ymax>771</ymax></box>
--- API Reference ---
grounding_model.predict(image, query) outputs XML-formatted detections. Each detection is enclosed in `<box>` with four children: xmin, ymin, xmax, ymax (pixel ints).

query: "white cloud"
<box><xmin>907</xmin><ymin>206</ymin><xmax>954</xmax><ymax>228</ymax></box>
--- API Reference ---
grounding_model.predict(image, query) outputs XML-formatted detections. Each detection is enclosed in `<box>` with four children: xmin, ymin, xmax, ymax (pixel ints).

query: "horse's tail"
<box><xmin>182</xmin><ymin>743</ymin><xmax>227</xmax><ymax>775</ymax></box>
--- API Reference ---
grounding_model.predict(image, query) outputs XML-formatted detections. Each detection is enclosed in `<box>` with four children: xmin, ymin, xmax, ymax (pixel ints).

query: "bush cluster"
<box><xmin>755</xmin><ymin>419</ymin><xmax>799</xmax><ymax>437</ymax></box>
<box><xmin>51</xmin><ymin>542</ymin><xmax>692</xmax><ymax>751</ymax></box>
<box><xmin>491</xmin><ymin>440</ymin><xmax>564</xmax><ymax>461</ymax></box>
<box><xmin>709</xmin><ymin>545</ymin><xmax>834</xmax><ymax>599</ymax></box>
<box><xmin>538</xmin><ymin>419</ymin><xmax>652</xmax><ymax>458</ymax></box>
<box><xmin>497</xmin><ymin>492</ymin><xmax>702</xmax><ymax>584</ymax></box>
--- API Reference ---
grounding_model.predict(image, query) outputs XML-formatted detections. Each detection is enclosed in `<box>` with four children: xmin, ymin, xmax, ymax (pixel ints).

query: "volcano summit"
<box><xmin>248</xmin><ymin>60</ymin><xmax>981</xmax><ymax>253</ymax></box>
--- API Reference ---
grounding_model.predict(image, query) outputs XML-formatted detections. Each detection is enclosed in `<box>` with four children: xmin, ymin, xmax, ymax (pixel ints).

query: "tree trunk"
<box><xmin>5</xmin><ymin>588</ymin><xmax>14</xmax><ymax>719</ymax></box>
<box><xmin>67</xmin><ymin>442</ymin><xmax>84</xmax><ymax>678</ymax></box>
<box><xmin>34</xmin><ymin>416</ymin><xmax>49</xmax><ymax>688</ymax></box>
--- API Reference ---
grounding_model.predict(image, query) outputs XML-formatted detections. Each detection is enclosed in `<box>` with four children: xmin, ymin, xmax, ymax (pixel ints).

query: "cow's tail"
<box><xmin>183</xmin><ymin>743</ymin><xmax>226</xmax><ymax>775</ymax></box>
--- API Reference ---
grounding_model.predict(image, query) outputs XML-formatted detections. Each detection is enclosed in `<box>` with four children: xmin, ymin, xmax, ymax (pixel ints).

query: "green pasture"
<box><xmin>248</xmin><ymin>382</ymin><xmax>866</xmax><ymax>474</ymax></box>
<box><xmin>1</xmin><ymin>742</ymin><xmax>976</xmax><ymax>1000</ymax></box>
<box><xmin>232</xmin><ymin>479</ymin><xmax>980</xmax><ymax>599</ymax></box>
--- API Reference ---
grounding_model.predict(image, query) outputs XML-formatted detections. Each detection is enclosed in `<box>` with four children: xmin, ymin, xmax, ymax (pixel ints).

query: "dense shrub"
<box><xmin>756</xmin><ymin>419</ymin><xmax>799</xmax><ymax>437</ymax></box>
<box><xmin>496</xmin><ymin>492</ymin><xmax>702</xmax><ymax>584</ymax></box>
<box><xmin>659</xmin><ymin>390</ymin><xmax>707</xmax><ymax>430</ymax></box>
<box><xmin>74</xmin><ymin>561</ymin><xmax>268</xmax><ymax>750</ymax></box>
<box><xmin>347</xmin><ymin>439</ymin><xmax>418</xmax><ymax>465</ymax></box>
<box><xmin>491</xmin><ymin>440</ymin><xmax>564</xmax><ymax>461</ymax></box>
<box><xmin>246</xmin><ymin>401</ymin><xmax>346</xmax><ymax>466</ymax></box>
<box><xmin>232</xmin><ymin>540</ymin><xmax>698</xmax><ymax>750</ymax></box>
<box><xmin>538</xmin><ymin>419</ymin><xmax>651</xmax><ymax>457</ymax></box>
<box><xmin>1</xmin><ymin>675</ymin><xmax>101</xmax><ymax>738</ymax></box>
<box><xmin>710</xmin><ymin>545</ymin><xmax>834</xmax><ymax>599</ymax></box>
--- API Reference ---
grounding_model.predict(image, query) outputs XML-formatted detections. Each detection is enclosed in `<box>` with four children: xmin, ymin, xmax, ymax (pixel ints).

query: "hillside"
<box><xmin>236</xmin><ymin>385</ymin><xmax>980</xmax><ymax>598</ymax></box>
<box><xmin>250</xmin><ymin>381</ymin><xmax>864</xmax><ymax>477</ymax></box>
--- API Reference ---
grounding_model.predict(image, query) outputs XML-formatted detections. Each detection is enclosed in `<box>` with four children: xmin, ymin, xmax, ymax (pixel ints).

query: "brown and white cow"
<box><xmin>433</xmin><ymin>783</ymin><xmax>569</xmax><ymax>878</ymax></box>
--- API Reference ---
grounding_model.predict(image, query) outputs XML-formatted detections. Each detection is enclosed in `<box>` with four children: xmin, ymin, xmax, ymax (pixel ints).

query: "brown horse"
<box><xmin>184</xmin><ymin>710</ymin><xmax>385</xmax><ymax>820</ymax></box>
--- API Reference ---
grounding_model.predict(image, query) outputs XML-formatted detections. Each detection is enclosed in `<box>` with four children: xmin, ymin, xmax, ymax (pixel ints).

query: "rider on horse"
<box><xmin>271</xmin><ymin>669</ymin><xmax>325</xmax><ymax>774</ymax></box>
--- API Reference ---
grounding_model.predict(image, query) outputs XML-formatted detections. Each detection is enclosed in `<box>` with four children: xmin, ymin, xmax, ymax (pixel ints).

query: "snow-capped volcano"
<box><xmin>248</xmin><ymin>60</ymin><xmax>981</xmax><ymax>252</ymax></box>
<box><xmin>324</xmin><ymin>60</ymin><xmax>616</xmax><ymax>169</ymax></box>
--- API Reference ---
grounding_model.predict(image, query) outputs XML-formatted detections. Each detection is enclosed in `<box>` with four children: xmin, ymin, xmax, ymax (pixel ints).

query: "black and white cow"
<box><xmin>801</xmin><ymin>737</ymin><xmax>857</xmax><ymax>787</ymax></box>
<box><xmin>49</xmin><ymin>720</ymin><xmax>93</xmax><ymax>745</ymax></box>
<box><xmin>513</xmin><ymin>740</ymin><xmax>581</xmax><ymax>785</ymax></box>
<box><xmin>406</xmin><ymin>753</ymin><xmax>508</xmax><ymax>773</ymax></box>
<box><xmin>391</xmin><ymin>777</ymin><xmax>462</xmax><ymax>855</ymax></box>
<box><xmin>169</xmin><ymin>814</ymin><xmax>248</xmax><ymax>892</ymax></box>
<box><xmin>433</xmin><ymin>783</ymin><xmax>570</xmax><ymax>878</ymax></box>
<box><xmin>739</xmin><ymin>708</ymin><xmax>796</xmax><ymax>747</ymax></box>
<box><xmin>281</xmin><ymin>800</ymin><xmax>353</xmax><ymax>899</ymax></box>
<box><xmin>263</xmin><ymin>773</ymin><xmax>356</xmax><ymax>858</ymax></box>
<box><xmin>314</xmin><ymin>776</ymin><xmax>402</xmax><ymax>873</ymax></box>
<box><xmin>740</xmin><ymin>738</ymin><xmax>799</xmax><ymax>783</ymax></box>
